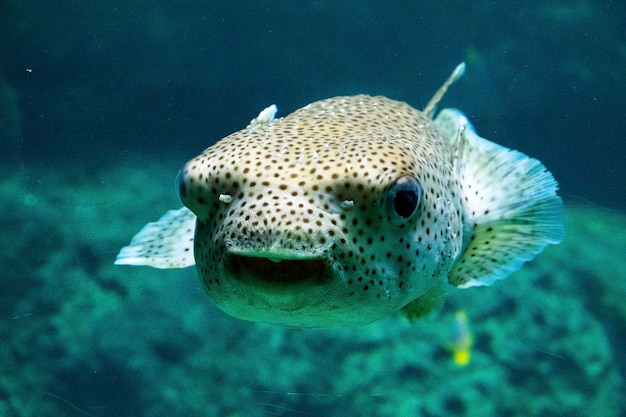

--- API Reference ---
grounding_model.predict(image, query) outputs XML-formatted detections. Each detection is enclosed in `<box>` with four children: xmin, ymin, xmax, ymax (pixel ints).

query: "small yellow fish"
<box><xmin>116</xmin><ymin>63</ymin><xmax>564</xmax><ymax>327</ymax></box>
<box><xmin>449</xmin><ymin>310</ymin><xmax>473</xmax><ymax>366</ymax></box>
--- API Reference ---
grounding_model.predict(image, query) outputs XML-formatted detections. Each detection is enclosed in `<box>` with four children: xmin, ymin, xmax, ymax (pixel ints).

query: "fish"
<box><xmin>115</xmin><ymin>63</ymin><xmax>564</xmax><ymax>328</ymax></box>
<box><xmin>448</xmin><ymin>310</ymin><xmax>473</xmax><ymax>366</ymax></box>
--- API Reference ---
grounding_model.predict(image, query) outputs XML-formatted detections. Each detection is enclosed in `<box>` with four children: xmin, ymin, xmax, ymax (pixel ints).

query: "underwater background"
<box><xmin>1</xmin><ymin>1</ymin><xmax>624</xmax><ymax>416</ymax></box>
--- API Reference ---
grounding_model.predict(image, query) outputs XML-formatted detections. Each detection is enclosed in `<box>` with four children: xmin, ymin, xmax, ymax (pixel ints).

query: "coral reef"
<box><xmin>0</xmin><ymin>160</ymin><xmax>624</xmax><ymax>416</ymax></box>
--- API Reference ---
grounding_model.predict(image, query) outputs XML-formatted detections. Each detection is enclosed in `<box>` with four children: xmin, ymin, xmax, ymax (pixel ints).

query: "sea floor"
<box><xmin>1</xmin><ymin>157</ymin><xmax>624</xmax><ymax>417</ymax></box>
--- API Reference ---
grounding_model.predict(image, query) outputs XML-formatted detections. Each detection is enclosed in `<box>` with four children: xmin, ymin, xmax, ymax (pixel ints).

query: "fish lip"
<box><xmin>224</xmin><ymin>253</ymin><xmax>328</xmax><ymax>285</ymax></box>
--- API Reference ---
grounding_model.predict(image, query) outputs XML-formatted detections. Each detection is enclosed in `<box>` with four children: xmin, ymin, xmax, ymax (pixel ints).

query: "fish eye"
<box><xmin>387</xmin><ymin>176</ymin><xmax>422</xmax><ymax>221</ymax></box>
<box><xmin>176</xmin><ymin>168</ymin><xmax>187</xmax><ymax>202</ymax></box>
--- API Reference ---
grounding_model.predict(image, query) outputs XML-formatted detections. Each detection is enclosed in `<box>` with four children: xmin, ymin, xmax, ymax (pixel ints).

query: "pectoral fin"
<box><xmin>436</xmin><ymin>109</ymin><xmax>564</xmax><ymax>288</ymax></box>
<box><xmin>115</xmin><ymin>207</ymin><xmax>196</xmax><ymax>268</ymax></box>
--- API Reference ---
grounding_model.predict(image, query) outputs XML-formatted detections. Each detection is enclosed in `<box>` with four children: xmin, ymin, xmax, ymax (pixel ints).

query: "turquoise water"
<box><xmin>1</xmin><ymin>2</ymin><xmax>624</xmax><ymax>416</ymax></box>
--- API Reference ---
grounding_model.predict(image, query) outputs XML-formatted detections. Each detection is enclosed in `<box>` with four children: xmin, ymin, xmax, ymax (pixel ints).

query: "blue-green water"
<box><xmin>1</xmin><ymin>2</ymin><xmax>625</xmax><ymax>416</ymax></box>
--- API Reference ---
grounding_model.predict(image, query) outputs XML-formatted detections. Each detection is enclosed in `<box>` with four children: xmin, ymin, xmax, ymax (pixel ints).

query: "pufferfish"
<box><xmin>116</xmin><ymin>63</ymin><xmax>564</xmax><ymax>328</ymax></box>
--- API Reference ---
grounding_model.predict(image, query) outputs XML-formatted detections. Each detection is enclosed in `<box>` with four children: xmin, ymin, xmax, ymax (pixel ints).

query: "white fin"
<box><xmin>249</xmin><ymin>104</ymin><xmax>277</xmax><ymax>126</ymax></box>
<box><xmin>115</xmin><ymin>207</ymin><xmax>196</xmax><ymax>268</ymax></box>
<box><xmin>436</xmin><ymin>109</ymin><xmax>564</xmax><ymax>288</ymax></box>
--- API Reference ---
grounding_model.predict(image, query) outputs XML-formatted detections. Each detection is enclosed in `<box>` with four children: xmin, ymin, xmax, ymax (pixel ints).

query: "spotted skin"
<box><xmin>116</xmin><ymin>65</ymin><xmax>564</xmax><ymax>327</ymax></box>
<box><xmin>177</xmin><ymin>95</ymin><xmax>464</xmax><ymax>326</ymax></box>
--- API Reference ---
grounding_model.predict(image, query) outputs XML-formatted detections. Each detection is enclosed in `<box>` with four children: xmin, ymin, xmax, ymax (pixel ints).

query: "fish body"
<box><xmin>116</xmin><ymin>64</ymin><xmax>564</xmax><ymax>327</ymax></box>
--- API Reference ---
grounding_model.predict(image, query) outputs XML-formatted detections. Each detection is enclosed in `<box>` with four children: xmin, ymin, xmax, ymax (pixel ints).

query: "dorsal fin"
<box><xmin>424</xmin><ymin>62</ymin><xmax>466</xmax><ymax>118</ymax></box>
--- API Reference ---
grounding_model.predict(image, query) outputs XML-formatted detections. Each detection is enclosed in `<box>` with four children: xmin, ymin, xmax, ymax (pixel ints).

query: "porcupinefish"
<box><xmin>116</xmin><ymin>63</ymin><xmax>564</xmax><ymax>327</ymax></box>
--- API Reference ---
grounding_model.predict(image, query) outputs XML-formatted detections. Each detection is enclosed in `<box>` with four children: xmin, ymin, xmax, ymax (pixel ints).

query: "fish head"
<box><xmin>177</xmin><ymin>96</ymin><xmax>463</xmax><ymax>327</ymax></box>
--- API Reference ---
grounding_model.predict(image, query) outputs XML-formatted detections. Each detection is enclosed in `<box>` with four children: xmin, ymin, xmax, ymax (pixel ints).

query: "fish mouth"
<box><xmin>224</xmin><ymin>254</ymin><xmax>328</xmax><ymax>285</ymax></box>
<box><xmin>217</xmin><ymin>253</ymin><xmax>360</xmax><ymax>327</ymax></box>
